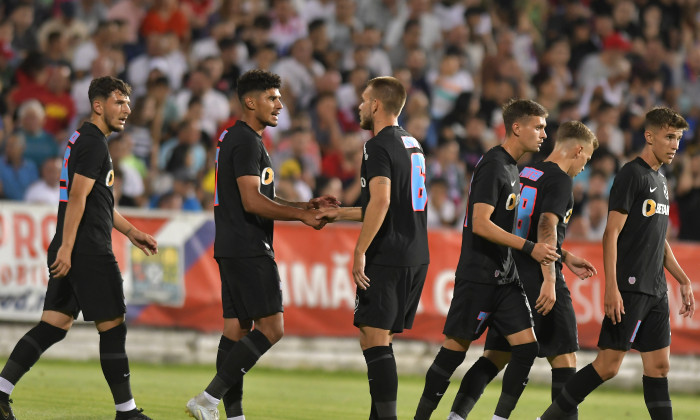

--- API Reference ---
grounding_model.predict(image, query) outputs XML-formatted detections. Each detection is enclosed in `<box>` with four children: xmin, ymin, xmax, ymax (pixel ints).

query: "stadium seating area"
<box><xmin>0</xmin><ymin>0</ymin><xmax>699</xmax><ymax>240</ymax></box>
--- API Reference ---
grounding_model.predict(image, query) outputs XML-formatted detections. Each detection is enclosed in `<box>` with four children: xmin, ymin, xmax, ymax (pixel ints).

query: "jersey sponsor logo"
<box><xmin>564</xmin><ymin>208</ymin><xmax>573</xmax><ymax>224</ymax></box>
<box><xmin>106</xmin><ymin>169</ymin><xmax>114</xmax><ymax>187</ymax></box>
<box><xmin>401</xmin><ymin>136</ymin><xmax>421</xmax><ymax>149</ymax></box>
<box><xmin>642</xmin><ymin>199</ymin><xmax>669</xmax><ymax>217</ymax></box>
<box><xmin>261</xmin><ymin>167</ymin><xmax>274</xmax><ymax>185</ymax></box>
<box><xmin>505</xmin><ymin>193</ymin><xmax>520</xmax><ymax>210</ymax></box>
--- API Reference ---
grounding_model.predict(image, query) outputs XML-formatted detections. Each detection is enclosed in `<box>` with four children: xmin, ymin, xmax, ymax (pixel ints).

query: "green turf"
<box><xmin>2</xmin><ymin>358</ymin><xmax>698</xmax><ymax>419</ymax></box>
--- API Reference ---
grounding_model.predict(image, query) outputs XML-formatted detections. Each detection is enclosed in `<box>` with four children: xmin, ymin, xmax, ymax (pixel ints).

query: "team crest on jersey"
<box><xmin>106</xmin><ymin>169</ymin><xmax>115</xmax><ymax>187</ymax></box>
<box><xmin>261</xmin><ymin>167</ymin><xmax>274</xmax><ymax>185</ymax></box>
<box><xmin>642</xmin><ymin>199</ymin><xmax>669</xmax><ymax>217</ymax></box>
<box><xmin>505</xmin><ymin>193</ymin><xmax>520</xmax><ymax>210</ymax></box>
<box><xmin>564</xmin><ymin>208</ymin><xmax>573</xmax><ymax>224</ymax></box>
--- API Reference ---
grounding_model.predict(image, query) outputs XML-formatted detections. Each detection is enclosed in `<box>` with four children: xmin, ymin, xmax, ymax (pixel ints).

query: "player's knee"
<box><xmin>483</xmin><ymin>349</ymin><xmax>510</xmax><ymax>371</ymax></box>
<box><xmin>257</xmin><ymin>324</ymin><xmax>284</xmax><ymax>345</ymax></box>
<box><xmin>644</xmin><ymin>361</ymin><xmax>670</xmax><ymax>378</ymax></box>
<box><xmin>596</xmin><ymin>363</ymin><xmax>620</xmax><ymax>381</ymax></box>
<box><xmin>511</xmin><ymin>341</ymin><xmax>539</xmax><ymax>365</ymax></box>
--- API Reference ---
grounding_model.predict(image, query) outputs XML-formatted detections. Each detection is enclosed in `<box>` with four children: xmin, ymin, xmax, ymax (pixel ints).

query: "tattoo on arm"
<box><xmin>538</xmin><ymin>213</ymin><xmax>558</xmax><ymax>278</ymax></box>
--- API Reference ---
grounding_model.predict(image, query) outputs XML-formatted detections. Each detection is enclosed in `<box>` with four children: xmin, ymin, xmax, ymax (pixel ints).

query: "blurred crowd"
<box><xmin>0</xmin><ymin>0</ymin><xmax>699</xmax><ymax>241</ymax></box>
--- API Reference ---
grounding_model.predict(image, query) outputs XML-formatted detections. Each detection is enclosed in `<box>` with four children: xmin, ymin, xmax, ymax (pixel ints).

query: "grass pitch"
<box><xmin>3</xmin><ymin>358</ymin><xmax>698</xmax><ymax>419</ymax></box>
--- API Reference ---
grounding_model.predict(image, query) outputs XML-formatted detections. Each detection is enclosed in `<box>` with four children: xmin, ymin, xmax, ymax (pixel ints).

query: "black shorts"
<box><xmin>217</xmin><ymin>256</ymin><xmax>283</xmax><ymax>321</ymax></box>
<box><xmin>443</xmin><ymin>279</ymin><xmax>533</xmax><ymax>341</ymax></box>
<box><xmin>43</xmin><ymin>252</ymin><xmax>126</xmax><ymax>321</ymax></box>
<box><xmin>598</xmin><ymin>292</ymin><xmax>671</xmax><ymax>352</ymax></box>
<box><xmin>353</xmin><ymin>263</ymin><xmax>428</xmax><ymax>333</ymax></box>
<box><xmin>485</xmin><ymin>285</ymin><xmax>579</xmax><ymax>357</ymax></box>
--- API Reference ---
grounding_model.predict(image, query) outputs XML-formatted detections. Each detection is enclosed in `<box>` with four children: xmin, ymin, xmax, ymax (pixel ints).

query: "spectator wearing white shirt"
<box><xmin>24</xmin><ymin>156</ymin><xmax>61</xmax><ymax>206</ymax></box>
<box><xmin>174</xmin><ymin>67</ymin><xmax>229</xmax><ymax>138</ymax></box>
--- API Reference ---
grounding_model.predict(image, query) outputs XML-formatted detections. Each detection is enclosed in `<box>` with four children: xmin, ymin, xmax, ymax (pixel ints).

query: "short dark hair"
<box><xmin>557</xmin><ymin>121</ymin><xmax>599</xmax><ymax>149</ymax></box>
<box><xmin>645</xmin><ymin>107</ymin><xmax>689</xmax><ymax>132</ymax></box>
<box><xmin>502</xmin><ymin>99</ymin><xmax>548</xmax><ymax>135</ymax></box>
<box><xmin>88</xmin><ymin>76</ymin><xmax>131</xmax><ymax>104</ymax></box>
<box><xmin>236</xmin><ymin>69</ymin><xmax>281</xmax><ymax>103</ymax></box>
<box><xmin>366</xmin><ymin>76</ymin><xmax>407</xmax><ymax>116</ymax></box>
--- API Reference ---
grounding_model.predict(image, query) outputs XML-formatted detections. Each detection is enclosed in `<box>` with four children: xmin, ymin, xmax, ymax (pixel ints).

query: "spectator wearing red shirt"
<box><xmin>140</xmin><ymin>0</ymin><xmax>190</xmax><ymax>43</ymax></box>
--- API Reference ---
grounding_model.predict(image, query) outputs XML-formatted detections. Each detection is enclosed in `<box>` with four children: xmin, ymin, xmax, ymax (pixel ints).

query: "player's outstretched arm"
<box><xmin>50</xmin><ymin>173</ymin><xmax>95</xmax><ymax>278</ymax></box>
<box><xmin>274</xmin><ymin>195</ymin><xmax>341</xmax><ymax>210</ymax></box>
<box><xmin>114</xmin><ymin>209</ymin><xmax>158</xmax><ymax>256</ymax></box>
<box><xmin>535</xmin><ymin>212</ymin><xmax>559</xmax><ymax>315</ymax></box>
<box><xmin>238</xmin><ymin>175</ymin><xmax>325</xmax><ymax>229</ymax></box>
<box><xmin>602</xmin><ymin>210</ymin><xmax>627</xmax><ymax>324</ymax></box>
<box><xmin>663</xmin><ymin>239</ymin><xmax>695</xmax><ymax>318</ymax></box>
<box><xmin>562</xmin><ymin>249</ymin><xmax>597</xmax><ymax>279</ymax></box>
<box><xmin>471</xmin><ymin>202</ymin><xmax>560</xmax><ymax>265</ymax></box>
<box><xmin>352</xmin><ymin>176</ymin><xmax>391</xmax><ymax>290</ymax></box>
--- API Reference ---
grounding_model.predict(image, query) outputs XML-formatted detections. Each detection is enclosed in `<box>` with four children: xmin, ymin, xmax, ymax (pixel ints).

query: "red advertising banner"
<box><xmin>1</xmin><ymin>203</ymin><xmax>698</xmax><ymax>354</ymax></box>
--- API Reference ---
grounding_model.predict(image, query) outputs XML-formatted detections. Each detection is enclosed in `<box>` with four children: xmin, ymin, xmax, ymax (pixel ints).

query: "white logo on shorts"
<box><xmin>628</xmin><ymin>277</ymin><xmax>636</xmax><ymax>285</ymax></box>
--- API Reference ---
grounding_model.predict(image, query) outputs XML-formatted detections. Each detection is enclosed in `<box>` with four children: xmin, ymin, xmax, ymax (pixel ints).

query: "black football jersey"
<box><xmin>609</xmin><ymin>157</ymin><xmax>669</xmax><ymax>296</ymax></box>
<box><xmin>214</xmin><ymin>121</ymin><xmax>275</xmax><ymax>259</ymax></box>
<box><xmin>456</xmin><ymin>146</ymin><xmax>521</xmax><ymax>284</ymax></box>
<box><xmin>49</xmin><ymin>122</ymin><xmax>115</xmax><ymax>255</ymax></box>
<box><xmin>512</xmin><ymin>161</ymin><xmax>573</xmax><ymax>288</ymax></box>
<box><xmin>360</xmin><ymin>126</ymin><xmax>429</xmax><ymax>266</ymax></box>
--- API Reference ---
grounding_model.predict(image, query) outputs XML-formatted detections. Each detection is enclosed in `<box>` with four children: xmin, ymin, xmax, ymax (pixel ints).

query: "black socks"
<box><xmin>206</xmin><ymin>329</ymin><xmax>272</xmax><ymax>400</ymax></box>
<box><xmin>218</xmin><ymin>335</ymin><xmax>244</xmax><ymax>418</ymax></box>
<box><xmin>414</xmin><ymin>347</ymin><xmax>466</xmax><ymax>420</ymax></box>
<box><xmin>449</xmin><ymin>356</ymin><xmax>500</xmax><ymax>418</ymax></box>
<box><xmin>99</xmin><ymin>323</ymin><xmax>133</xmax><ymax>407</ymax></box>
<box><xmin>540</xmin><ymin>363</ymin><xmax>604</xmax><ymax>420</ymax></box>
<box><xmin>0</xmin><ymin>321</ymin><xmax>67</xmax><ymax>389</ymax></box>
<box><xmin>364</xmin><ymin>346</ymin><xmax>398</xmax><ymax>420</ymax></box>
<box><xmin>493</xmin><ymin>341</ymin><xmax>538</xmax><ymax>418</ymax></box>
<box><xmin>551</xmin><ymin>367</ymin><xmax>577</xmax><ymax>419</ymax></box>
<box><xmin>643</xmin><ymin>375</ymin><xmax>672</xmax><ymax>420</ymax></box>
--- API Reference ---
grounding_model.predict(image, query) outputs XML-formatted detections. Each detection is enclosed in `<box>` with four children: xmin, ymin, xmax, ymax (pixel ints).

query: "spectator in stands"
<box><xmin>16</xmin><ymin>99</ymin><xmax>58</xmax><ymax>169</ymax></box>
<box><xmin>140</xmin><ymin>0</ymin><xmax>190</xmax><ymax>43</ymax></box>
<box><xmin>43</xmin><ymin>30</ymin><xmax>71</xmax><ymax>67</ymax></box>
<box><xmin>109</xmin><ymin>133</ymin><xmax>146</xmax><ymax>208</ymax></box>
<box><xmin>37</xmin><ymin>0</ymin><xmax>89</xmax><ymax>59</ymax></box>
<box><xmin>426</xmin><ymin>177</ymin><xmax>458</xmax><ymax>229</ymax></box>
<box><xmin>327</xmin><ymin>0</ymin><xmax>363</xmax><ymax>53</ymax></box>
<box><xmin>273</xmin><ymin>126</ymin><xmax>322</xmax><ymax>192</ymax></box>
<box><xmin>427</xmin><ymin>48</ymin><xmax>474</xmax><ymax>122</ymax></box>
<box><xmin>676</xmin><ymin>150</ymin><xmax>700</xmax><ymax>240</ymax></box>
<box><xmin>427</xmin><ymin>140</ymin><xmax>466</xmax><ymax>206</ymax></box>
<box><xmin>268</xmin><ymin>0</ymin><xmax>307</xmax><ymax>55</ymax></box>
<box><xmin>584</xmin><ymin>193</ymin><xmax>608</xmax><ymax>241</ymax></box>
<box><xmin>388</xmin><ymin>19</ymin><xmax>422</xmax><ymax>71</ymax></box>
<box><xmin>174</xmin><ymin>67</ymin><xmax>229</xmax><ymax>138</ymax></box>
<box><xmin>72</xmin><ymin>54</ymin><xmax>119</xmax><ymax>119</ymax></box>
<box><xmin>24</xmin><ymin>156</ymin><xmax>61</xmax><ymax>205</ymax></box>
<box><xmin>9</xmin><ymin>1</ymin><xmax>38</xmax><ymax>56</ymax></box>
<box><xmin>0</xmin><ymin>131</ymin><xmax>38</xmax><ymax>200</ymax></box>
<box><xmin>385</xmin><ymin>0</ymin><xmax>441</xmax><ymax>53</ymax></box>
<box><xmin>107</xmin><ymin>0</ymin><xmax>147</xmax><ymax>46</ymax></box>
<box><xmin>127</xmin><ymin>32</ymin><xmax>187</xmax><ymax>97</ymax></box>
<box><xmin>159</xmin><ymin>118</ymin><xmax>207</xmax><ymax>179</ymax></box>
<box><xmin>40</xmin><ymin>63</ymin><xmax>76</xmax><ymax>139</ymax></box>
<box><xmin>273</xmin><ymin>37</ymin><xmax>325</xmax><ymax>115</ymax></box>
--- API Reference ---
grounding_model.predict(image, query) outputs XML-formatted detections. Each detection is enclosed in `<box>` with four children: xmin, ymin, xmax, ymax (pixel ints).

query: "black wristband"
<box><xmin>522</xmin><ymin>240</ymin><xmax>535</xmax><ymax>255</ymax></box>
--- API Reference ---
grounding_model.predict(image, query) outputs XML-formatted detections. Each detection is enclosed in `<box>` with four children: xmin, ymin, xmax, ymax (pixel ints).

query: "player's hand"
<box><xmin>50</xmin><ymin>245</ymin><xmax>72</xmax><ymax>278</ymax></box>
<box><xmin>564</xmin><ymin>253</ymin><xmax>597</xmax><ymax>280</ymax></box>
<box><xmin>531</xmin><ymin>243</ymin><xmax>560</xmax><ymax>265</ymax></box>
<box><xmin>127</xmin><ymin>229</ymin><xmax>158</xmax><ymax>256</ymax></box>
<box><xmin>308</xmin><ymin>195</ymin><xmax>341</xmax><ymax>209</ymax></box>
<box><xmin>353</xmin><ymin>250</ymin><xmax>370</xmax><ymax>290</ymax></box>
<box><xmin>679</xmin><ymin>283</ymin><xmax>695</xmax><ymax>318</ymax></box>
<box><xmin>604</xmin><ymin>286</ymin><xmax>625</xmax><ymax>325</ymax></box>
<box><xmin>302</xmin><ymin>208</ymin><xmax>326</xmax><ymax>230</ymax></box>
<box><xmin>536</xmin><ymin>280</ymin><xmax>556</xmax><ymax>315</ymax></box>
<box><xmin>315</xmin><ymin>207</ymin><xmax>340</xmax><ymax>223</ymax></box>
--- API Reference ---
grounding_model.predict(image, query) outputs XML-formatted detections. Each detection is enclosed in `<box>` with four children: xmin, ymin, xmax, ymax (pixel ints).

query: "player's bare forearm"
<box><xmin>274</xmin><ymin>196</ymin><xmax>307</xmax><ymax>209</ymax></box>
<box><xmin>239</xmin><ymin>175</ymin><xmax>306</xmax><ymax>221</ymax></box>
<box><xmin>538</xmin><ymin>213</ymin><xmax>558</xmax><ymax>284</ymax></box>
<box><xmin>472</xmin><ymin>203</ymin><xmax>528</xmax><ymax>250</ymax></box>
<box><xmin>663</xmin><ymin>240</ymin><xmax>691</xmax><ymax>286</ymax></box>
<box><xmin>113</xmin><ymin>209</ymin><xmax>135</xmax><ymax>236</ymax></box>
